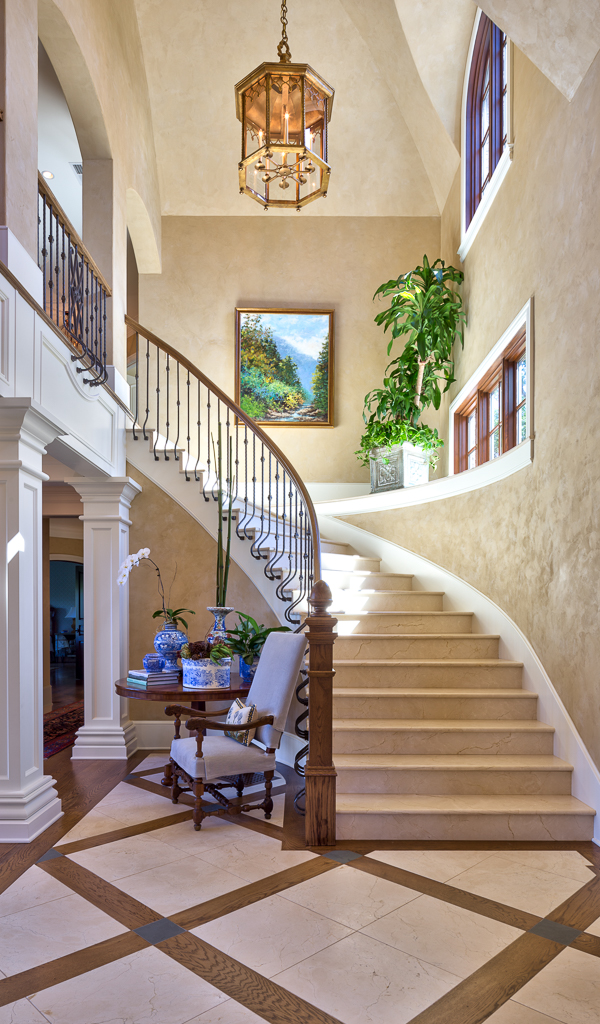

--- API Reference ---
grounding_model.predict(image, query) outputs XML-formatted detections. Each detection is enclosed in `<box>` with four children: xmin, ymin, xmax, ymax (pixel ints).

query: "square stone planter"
<box><xmin>369</xmin><ymin>442</ymin><xmax>430</xmax><ymax>493</ymax></box>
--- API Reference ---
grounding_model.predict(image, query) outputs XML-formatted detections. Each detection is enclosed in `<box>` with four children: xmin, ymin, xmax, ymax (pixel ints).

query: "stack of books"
<box><xmin>127</xmin><ymin>669</ymin><xmax>180</xmax><ymax>688</ymax></box>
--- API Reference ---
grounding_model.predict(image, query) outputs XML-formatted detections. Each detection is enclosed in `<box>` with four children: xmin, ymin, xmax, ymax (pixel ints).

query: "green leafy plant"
<box><xmin>180</xmin><ymin>639</ymin><xmax>233</xmax><ymax>664</ymax></box>
<box><xmin>227</xmin><ymin>612</ymin><xmax>291</xmax><ymax>666</ymax></box>
<box><xmin>355</xmin><ymin>421</ymin><xmax>442</xmax><ymax>468</ymax></box>
<box><xmin>358</xmin><ymin>255</ymin><xmax>465</xmax><ymax>465</ymax></box>
<box><xmin>152</xmin><ymin>607</ymin><xmax>195</xmax><ymax>630</ymax></box>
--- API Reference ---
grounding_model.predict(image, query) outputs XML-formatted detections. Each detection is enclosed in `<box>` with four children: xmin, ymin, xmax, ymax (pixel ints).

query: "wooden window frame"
<box><xmin>454</xmin><ymin>329</ymin><xmax>526</xmax><ymax>474</ymax></box>
<box><xmin>466</xmin><ymin>14</ymin><xmax>507</xmax><ymax>229</ymax></box>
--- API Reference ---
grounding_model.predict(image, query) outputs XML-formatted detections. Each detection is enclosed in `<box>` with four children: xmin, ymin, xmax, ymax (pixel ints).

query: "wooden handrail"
<box><xmin>304</xmin><ymin>579</ymin><xmax>337</xmax><ymax>846</ymax></box>
<box><xmin>38</xmin><ymin>173</ymin><xmax>112</xmax><ymax>296</ymax></box>
<box><xmin>125</xmin><ymin>314</ymin><xmax>322</xmax><ymax>583</ymax></box>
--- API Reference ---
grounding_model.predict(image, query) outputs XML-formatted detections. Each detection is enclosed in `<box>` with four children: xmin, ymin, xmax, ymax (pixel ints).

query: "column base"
<box><xmin>71</xmin><ymin>720</ymin><xmax>138</xmax><ymax>760</ymax></box>
<box><xmin>0</xmin><ymin>775</ymin><xmax>62</xmax><ymax>843</ymax></box>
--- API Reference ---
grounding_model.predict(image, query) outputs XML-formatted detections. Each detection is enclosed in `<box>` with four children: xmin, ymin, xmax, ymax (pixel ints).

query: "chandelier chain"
<box><xmin>277</xmin><ymin>0</ymin><xmax>292</xmax><ymax>63</ymax></box>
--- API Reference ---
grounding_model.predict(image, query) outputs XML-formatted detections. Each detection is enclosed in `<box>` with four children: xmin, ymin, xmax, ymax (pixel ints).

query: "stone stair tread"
<box><xmin>323</xmin><ymin>571</ymin><xmax>414</xmax><ymax>579</ymax></box>
<box><xmin>333</xmin><ymin>754</ymin><xmax>573</xmax><ymax>770</ymax></box>
<box><xmin>335</xmin><ymin>794</ymin><xmax>595</xmax><ymax>816</ymax></box>
<box><xmin>334</xmin><ymin>659</ymin><xmax>523</xmax><ymax>666</ymax></box>
<box><xmin>333</xmin><ymin>687</ymin><xmax>534</xmax><ymax>698</ymax></box>
<box><xmin>333</xmin><ymin>718</ymin><xmax>554</xmax><ymax>731</ymax></box>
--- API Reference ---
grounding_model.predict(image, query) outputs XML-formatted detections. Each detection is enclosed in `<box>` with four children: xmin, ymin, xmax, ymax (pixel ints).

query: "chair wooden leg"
<box><xmin>172</xmin><ymin>770</ymin><xmax>182</xmax><ymax>804</ymax></box>
<box><xmin>193</xmin><ymin>779</ymin><xmax>205</xmax><ymax>830</ymax></box>
<box><xmin>161</xmin><ymin>758</ymin><xmax>173</xmax><ymax>788</ymax></box>
<box><xmin>236</xmin><ymin>775</ymin><xmax>244</xmax><ymax>799</ymax></box>
<box><xmin>263</xmin><ymin>769</ymin><xmax>274</xmax><ymax>820</ymax></box>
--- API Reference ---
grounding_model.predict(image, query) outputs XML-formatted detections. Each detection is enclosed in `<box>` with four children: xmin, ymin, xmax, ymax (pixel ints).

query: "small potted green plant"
<box><xmin>180</xmin><ymin>639</ymin><xmax>233</xmax><ymax>690</ymax></box>
<box><xmin>357</xmin><ymin>255</ymin><xmax>465</xmax><ymax>492</ymax></box>
<box><xmin>226</xmin><ymin>612</ymin><xmax>291</xmax><ymax>683</ymax></box>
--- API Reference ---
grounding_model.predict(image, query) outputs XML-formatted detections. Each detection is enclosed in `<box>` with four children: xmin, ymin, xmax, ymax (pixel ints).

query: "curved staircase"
<box><xmin>316</xmin><ymin>541</ymin><xmax>595</xmax><ymax>840</ymax></box>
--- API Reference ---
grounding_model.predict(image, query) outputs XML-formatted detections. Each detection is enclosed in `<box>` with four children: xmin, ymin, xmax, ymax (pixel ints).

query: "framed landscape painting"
<box><xmin>235</xmin><ymin>308</ymin><xmax>334</xmax><ymax>427</ymax></box>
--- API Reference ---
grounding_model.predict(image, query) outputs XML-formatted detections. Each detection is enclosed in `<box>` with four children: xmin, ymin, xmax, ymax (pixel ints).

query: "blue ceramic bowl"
<box><xmin>143</xmin><ymin>653</ymin><xmax>166</xmax><ymax>672</ymax></box>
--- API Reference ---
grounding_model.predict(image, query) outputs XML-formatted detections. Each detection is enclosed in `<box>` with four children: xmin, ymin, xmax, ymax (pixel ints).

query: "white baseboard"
<box><xmin>71</xmin><ymin>722</ymin><xmax>138</xmax><ymax>760</ymax></box>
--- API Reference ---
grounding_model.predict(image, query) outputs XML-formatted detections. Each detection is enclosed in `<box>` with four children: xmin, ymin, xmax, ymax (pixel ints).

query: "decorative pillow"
<box><xmin>224</xmin><ymin>699</ymin><xmax>257</xmax><ymax>746</ymax></box>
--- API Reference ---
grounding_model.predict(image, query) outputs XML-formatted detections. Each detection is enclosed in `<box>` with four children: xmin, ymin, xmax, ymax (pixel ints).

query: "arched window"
<box><xmin>465</xmin><ymin>15</ymin><xmax>508</xmax><ymax>229</ymax></box>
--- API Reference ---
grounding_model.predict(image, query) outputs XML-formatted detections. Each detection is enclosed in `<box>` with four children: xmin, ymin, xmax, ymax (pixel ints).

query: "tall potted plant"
<box><xmin>206</xmin><ymin>423</ymin><xmax>235</xmax><ymax>642</ymax></box>
<box><xmin>356</xmin><ymin>255</ymin><xmax>465</xmax><ymax>492</ymax></box>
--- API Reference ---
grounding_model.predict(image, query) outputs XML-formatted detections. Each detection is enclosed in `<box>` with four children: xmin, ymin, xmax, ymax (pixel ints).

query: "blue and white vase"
<box><xmin>206</xmin><ymin>606</ymin><xmax>234</xmax><ymax>644</ymax></box>
<box><xmin>154</xmin><ymin>621</ymin><xmax>187</xmax><ymax>672</ymax></box>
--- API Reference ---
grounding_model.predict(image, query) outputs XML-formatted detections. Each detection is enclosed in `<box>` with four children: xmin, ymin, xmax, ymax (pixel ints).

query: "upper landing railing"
<box><xmin>126</xmin><ymin>316</ymin><xmax>322</xmax><ymax>621</ymax></box>
<box><xmin>37</xmin><ymin>173</ymin><xmax>110</xmax><ymax>387</ymax></box>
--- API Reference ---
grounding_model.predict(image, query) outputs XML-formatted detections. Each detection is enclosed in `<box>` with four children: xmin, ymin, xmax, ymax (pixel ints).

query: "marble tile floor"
<box><xmin>0</xmin><ymin>752</ymin><xmax>599</xmax><ymax>1024</ymax></box>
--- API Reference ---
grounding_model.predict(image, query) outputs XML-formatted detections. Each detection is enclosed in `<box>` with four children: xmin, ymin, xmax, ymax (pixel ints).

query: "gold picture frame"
<box><xmin>235</xmin><ymin>308</ymin><xmax>334</xmax><ymax>427</ymax></box>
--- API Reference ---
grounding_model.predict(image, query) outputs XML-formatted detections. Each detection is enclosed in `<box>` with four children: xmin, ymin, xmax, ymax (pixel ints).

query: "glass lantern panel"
<box><xmin>269</xmin><ymin>73</ymin><xmax>304</xmax><ymax>145</ymax></box>
<box><xmin>243</xmin><ymin>75</ymin><xmax>268</xmax><ymax>158</ymax></box>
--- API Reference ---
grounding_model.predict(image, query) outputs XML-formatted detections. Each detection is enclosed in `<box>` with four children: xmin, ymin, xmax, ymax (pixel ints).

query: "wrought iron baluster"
<box><xmin>154</xmin><ymin>347</ymin><xmax>160</xmax><ymax>461</ymax></box>
<box><xmin>174</xmin><ymin>361</ymin><xmax>181</xmax><ymax>460</ymax></box>
<box><xmin>132</xmin><ymin>332</ymin><xmax>139</xmax><ymax>440</ymax></box>
<box><xmin>203</xmin><ymin>389</ymin><xmax>211</xmax><ymax>500</ymax></box>
<box><xmin>195</xmin><ymin>381</ymin><xmax>202</xmax><ymax>484</ymax></box>
<box><xmin>142</xmin><ymin>338</ymin><xmax>150</xmax><ymax>440</ymax></box>
<box><xmin>185</xmin><ymin>370</ymin><xmax>191</xmax><ymax>480</ymax></box>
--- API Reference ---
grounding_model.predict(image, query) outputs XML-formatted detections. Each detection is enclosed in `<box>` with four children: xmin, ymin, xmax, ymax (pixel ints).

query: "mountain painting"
<box><xmin>235</xmin><ymin>309</ymin><xmax>334</xmax><ymax>426</ymax></box>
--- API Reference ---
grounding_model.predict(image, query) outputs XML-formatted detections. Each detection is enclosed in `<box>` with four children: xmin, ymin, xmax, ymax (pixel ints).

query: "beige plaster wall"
<box><xmin>0</xmin><ymin>0</ymin><xmax>38</xmax><ymax>258</ymax></box>
<box><xmin>340</xmin><ymin>47</ymin><xmax>600</xmax><ymax>770</ymax></box>
<box><xmin>126</xmin><ymin>463</ymin><xmax>278</xmax><ymax>723</ymax></box>
<box><xmin>139</xmin><ymin>215</ymin><xmax>440</xmax><ymax>484</ymax></box>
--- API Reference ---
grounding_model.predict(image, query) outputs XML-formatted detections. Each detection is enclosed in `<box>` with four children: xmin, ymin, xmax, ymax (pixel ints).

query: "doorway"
<box><xmin>50</xmin><ymin>559</ymin><xmax>84</xmax><ymax>708</ymax></box>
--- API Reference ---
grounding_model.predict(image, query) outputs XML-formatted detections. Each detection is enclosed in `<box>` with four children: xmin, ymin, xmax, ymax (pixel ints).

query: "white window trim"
<box><xmin>449</xmin><ymin>298</ymin><xmax>533</xmax><ymax>475</ymax></box>
<box><xmin>458</xmin><ymin>9</ymin><xmax>513</xmax><ymax>262</ymax></box>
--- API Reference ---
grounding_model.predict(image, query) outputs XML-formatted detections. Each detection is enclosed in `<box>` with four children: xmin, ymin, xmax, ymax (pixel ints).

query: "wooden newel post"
<box><xmin>304</xmin><ymin>579</ymin><xmax>338</xmax><ymax>847</ymax></box>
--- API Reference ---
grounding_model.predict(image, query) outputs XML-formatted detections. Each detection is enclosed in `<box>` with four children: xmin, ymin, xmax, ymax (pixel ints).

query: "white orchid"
<box><xmin>117</xmin><ymin>547</ymin><xmax>152</xmax><ymax>585</ymax></box>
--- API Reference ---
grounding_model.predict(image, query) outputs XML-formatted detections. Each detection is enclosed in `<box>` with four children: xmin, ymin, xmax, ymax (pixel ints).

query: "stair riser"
<box><xmin>335</xmin><ymin>636</ymin><xmax>500</xmax><ymax>660</ymax></box>
<box><xmin>333</xmin><ymin>694</ymin><xmax>538</xmax><ymax>720</ymax></box>
<box><xmin>335</xmin><ymin>768</ymin><xmax>573</xmax><ymax>796</ymax></box>
<box><xmin>333</xmin><ymin>663</ymin><xmax>524</xmax><ymax>688</ymax></box>
<box><xmin>322</xmin><ymin>554</ymin><xmax>381</xmax><ymax>572</ymax></box>
<box><xmin>340</xmin><ymin>592</ymin><xmax>444</xmax><ymax>612</ymax></box>
<box><xmin>293</xmin><ymin>592</ymin><xmax>444</xmax><ymax>613</ymax></box>
<box><xmin>338</xmin><ymin>613</ymin><xmax>473</xmax><ymax>634</ymax></box>
<box><xmin>322</xmin><ymin>571</ymin><xmax>413</xmax><ymax>591</ymax></box>
<box><xmin>335</xmin><ymin>812</ymin><xmax>594</xmax><ymax>841</ymax></box>
<box><xmin>333</xmin><ymin>729</ymin><xmax>554</xmax><ymax>756</ymax></box>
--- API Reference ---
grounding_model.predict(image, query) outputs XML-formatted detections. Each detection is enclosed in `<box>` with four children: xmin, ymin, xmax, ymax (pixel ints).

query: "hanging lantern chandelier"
<box><xmin>235</xmin><ymin>0</ymin><xmax>334</xmax><ymax>211</ymax></box>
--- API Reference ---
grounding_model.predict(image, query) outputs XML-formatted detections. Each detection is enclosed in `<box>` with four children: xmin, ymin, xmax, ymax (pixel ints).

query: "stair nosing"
<box><xmin>333</xmin><ymin>687</ymin><xmax>536</xmax><ymax>698</ymax></box>
<box><xmin>333</xmin><ymin>718</ymin><xmax>555</xmax><ymax>731</ymax></box>
<box><xmin>333</xmin><ymin>659</ymin><xmax>524</xmax><ymax>666</ymax></box>
<box><xmin>333</xmin><ymin>754</ymin><xmax>574</xmax><ymax>770</ymax></box>
<box><xmin>335</xmin><ymin>795</ymin><xmax>595</xmax><ymax>815</ymax></box>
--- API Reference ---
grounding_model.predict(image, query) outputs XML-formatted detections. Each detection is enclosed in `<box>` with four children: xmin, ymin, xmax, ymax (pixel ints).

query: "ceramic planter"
<box><xmin>369</xmin><ymin>442</ymin><xmax>430</xmax><ymax>494</ymax></box>
<box><xmin>238</xmin><ymin>655</ymin><xmax>259</xmax><ymax>684</ymax></box>
<box><xmin>154</xmin><ymin>621</ymin><xmax>187</xmax><ymax>671</ymax></box>
<box><xmin>181</xmin><ymin>657</ymin><xmax>232</xmax><ymax>690</ymax></box>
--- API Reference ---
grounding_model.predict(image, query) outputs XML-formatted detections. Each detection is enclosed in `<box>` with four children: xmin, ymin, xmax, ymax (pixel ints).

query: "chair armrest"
<box><xmin>164</xmin><ymin>704</ymin><xmax>229</xmax><ymax>718</ymax></box>
<box><xmin>184</xmin><ymin>714</ymin><xmax>274</xmax><ymax>734</ymax></box>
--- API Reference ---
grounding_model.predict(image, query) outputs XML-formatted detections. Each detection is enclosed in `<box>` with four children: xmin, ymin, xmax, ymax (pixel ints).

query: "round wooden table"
<box><xmin>115</xmin><ymin>676</ymin><xmax>250</xmax><ymax>711</ymax></box>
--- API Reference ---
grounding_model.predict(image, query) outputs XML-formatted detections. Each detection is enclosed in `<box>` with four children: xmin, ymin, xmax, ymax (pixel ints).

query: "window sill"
<box><xmin>314</xmin><ymin>438</ymin><xmax>533</xmax><ymax>516</ymax></box>
<box><xmin>459</xmin><ymin>145</ymin><xmax>513</xmax><ymax>262</ymax></box>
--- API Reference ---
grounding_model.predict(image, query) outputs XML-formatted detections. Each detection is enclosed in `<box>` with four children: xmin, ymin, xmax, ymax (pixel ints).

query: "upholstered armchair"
<box><xmin>164</xmin><ymin>631</ymin><xmax>307</xmax><ymax>830</ymax></box>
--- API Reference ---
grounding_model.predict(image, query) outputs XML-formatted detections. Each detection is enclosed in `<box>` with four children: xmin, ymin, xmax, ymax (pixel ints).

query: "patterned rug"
<box><xmin>44</xmin><ymin>701</ymin><xmax>84</xmax><ymax>758</ymax></box>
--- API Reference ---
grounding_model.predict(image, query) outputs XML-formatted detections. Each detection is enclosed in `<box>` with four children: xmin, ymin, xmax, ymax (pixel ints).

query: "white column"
<box><xmin>0</xmin><ymin>399</ymin><xmax>65</xmax><ymax>842</ymax></box>
<box><xmin>68</xmin><ymin>477</ymin><xmax>142</xmax><ymax>760</ymax></box>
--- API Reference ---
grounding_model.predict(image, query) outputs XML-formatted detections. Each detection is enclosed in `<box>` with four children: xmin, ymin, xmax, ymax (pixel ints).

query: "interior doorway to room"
<box><xmin>49</xmin><ymin>559</ymin><xmax>84</xmax><ymax>708</ymax></box>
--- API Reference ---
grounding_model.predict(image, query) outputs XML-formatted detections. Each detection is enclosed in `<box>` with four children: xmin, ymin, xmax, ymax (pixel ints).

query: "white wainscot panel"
<box><xmin>0</xmin><ymin>282</ymin><xmax>15</xmax><ymax>397</ymax></box>
<box><xmin>39</xmin><ymin>327</ymin><xmax>116</xmax><ymax>469</ymax></box>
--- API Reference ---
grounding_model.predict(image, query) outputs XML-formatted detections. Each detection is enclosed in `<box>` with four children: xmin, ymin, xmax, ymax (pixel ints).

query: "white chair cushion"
<box><xmin>171</xmin><ymin>735</ymin><xmax>276</xmax><ymax>782</ymax></box>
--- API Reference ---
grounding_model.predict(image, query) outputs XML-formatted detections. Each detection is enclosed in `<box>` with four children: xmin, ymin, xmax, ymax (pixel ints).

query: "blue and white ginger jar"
<box><xmin>154</xmin><ymin>621</ymin><xmax>187</xmax><ymax>671</ymax></box>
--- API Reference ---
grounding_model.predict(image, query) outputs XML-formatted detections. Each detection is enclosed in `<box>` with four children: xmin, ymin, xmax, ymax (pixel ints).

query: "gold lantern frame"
<box><xmin>234</xmin><ymin>4</ymin><xmax>334</xmax><ymax>211</ymax></box>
